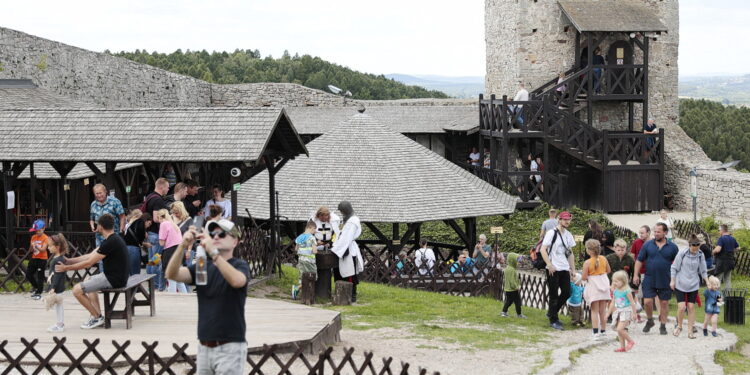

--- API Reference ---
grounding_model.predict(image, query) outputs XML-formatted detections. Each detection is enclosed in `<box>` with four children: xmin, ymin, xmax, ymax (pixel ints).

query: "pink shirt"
<box><xmin>159</xmin><ymin>222</ymin><xmax>182</xmax><ymax>249</ymax></box>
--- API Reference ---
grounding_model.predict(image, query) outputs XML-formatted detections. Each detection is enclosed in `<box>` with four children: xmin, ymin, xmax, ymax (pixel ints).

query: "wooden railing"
<box><xmin>0</xmin><ymin>338</ymin><xmax>439</xmax><ymax>375</ymax></box>
<box><xmin>596</xmin><ymin>64</ymin><xmax>645</xmax><ymax>97</ymax></box>
<box><xmin>479</xmin><ymin>96</ymin><xmax>545</xmax><ymax>134</ymax></box>
<box><xmin>604</xmin><ymin>130</ymin><xmax>664</xmax><ymax>166</ymax></box>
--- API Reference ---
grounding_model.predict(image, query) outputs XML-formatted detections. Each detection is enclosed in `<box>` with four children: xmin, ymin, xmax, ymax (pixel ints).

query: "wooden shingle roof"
<box><xmin>285</xmin><ymin>106</ymin><xmax>477</xmax><ymax>135</ymax></box>
<box><xmin>558</xmin><ymin>0</ymin><xmax>668</xmax><ymax>32</ymax></box>
<box><xmin>237</xmin><ymin>113</ymin><xmax>516</xmax><ymax>222</ymax></box>
<box><xmin>0</xmin><ymin>87</ymin><xmax>89</xmax><ymax>109</ymax></box>
<box><xmin>17</xmin><ymin>162</ymin><xmax>142</xmax><ymax>180</ymax></box>
<box><xmin>0</xmin><ymin>108</ymin><xmax>307</xmax><ymax>162</ymax></box>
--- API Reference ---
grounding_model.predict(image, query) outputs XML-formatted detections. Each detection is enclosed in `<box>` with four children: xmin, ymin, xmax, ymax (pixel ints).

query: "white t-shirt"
<box><xmin>469</xmin><ymin>152</ymin><xmax>481</xmax><ymax>166</ymax></box>
<box><xmin>656</xmin><ymin>217</ymin><xmax>674</xmax><ymax>239</ymax></box>
<box><xmin>414</xmin><ymin>248</ymin><xmax>436</xmax><ymax>275</ymax></box>
<box><xmin>530</xmin><ymin>160</ymin><xmax>542</xmax><ymax>182</ymax></box>
<box><xmin>204</xmin><ymin>199</ymin><xmax>232</xmax><ymax>219</ymax></box>
<box><xmin>542</xmin><ymin>228</ymin><xmax>575</xmax><ymax>271</ymax></box>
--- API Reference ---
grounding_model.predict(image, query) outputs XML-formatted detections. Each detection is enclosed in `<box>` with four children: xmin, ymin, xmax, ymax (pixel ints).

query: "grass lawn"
<box><xmin>264</xmin><ymin>265</ymin><xmax>558</xmax><ymax>351</ymax></box>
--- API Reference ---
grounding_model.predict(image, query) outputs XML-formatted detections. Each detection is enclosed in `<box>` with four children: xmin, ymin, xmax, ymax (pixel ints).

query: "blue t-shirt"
<box><xmin>567</xmin><ymin>282</ymin><xmax>584</xmax><ymax>306</ymax></box>
<box><xmin>613</xmin><ymin>289</ymin><xmax>631</xmax><ymax>308</ymax></box>
<box><xmin>637</xmin><ymin>239</ymin><xmax>678</xmax><ymax>288</ymax></box>
<box><xmin>716</xmin><ymin>235</ymin><xmax>739</xmax><ymax>257</ymax></box>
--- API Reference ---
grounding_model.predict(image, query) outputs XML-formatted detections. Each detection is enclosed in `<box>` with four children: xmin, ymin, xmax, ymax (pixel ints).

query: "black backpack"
<box><xmin>532</xmin><ymin>230</ymin><xmax>561</xmax><ymax>270</ymax></box>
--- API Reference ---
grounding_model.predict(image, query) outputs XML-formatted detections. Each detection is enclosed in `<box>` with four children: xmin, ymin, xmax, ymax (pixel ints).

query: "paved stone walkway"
<box><xmin>539</xmin><ymin>318</ymin><xmax>737</xmax><ymax>375</ymax></box>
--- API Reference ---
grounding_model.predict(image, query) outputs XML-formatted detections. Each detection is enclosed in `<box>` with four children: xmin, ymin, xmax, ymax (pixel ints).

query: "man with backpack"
<box><xmin>415</xmin><ymin>239</ymin><xmax>436</xmax><ymax>275</ymax></box>
<box><xmin>143</xmin><ymin>178</ymin><xmax>170</xmax><ymax>291</ymax></box>
<box><xmin>539</xmin><ymin>211</ymin><xmax>577</xmax><ymax>330</ymax></box>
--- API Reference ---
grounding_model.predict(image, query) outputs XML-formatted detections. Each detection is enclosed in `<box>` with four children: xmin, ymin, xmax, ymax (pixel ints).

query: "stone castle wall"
<box><xmin>0</xmin><ymin>27</ymin><xmax>212</xmax><ymax>107</ymax></box>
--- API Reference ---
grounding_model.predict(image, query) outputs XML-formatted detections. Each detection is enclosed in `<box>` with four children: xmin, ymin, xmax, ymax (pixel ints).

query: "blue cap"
<box><xmin>29</xmin><ymin>219</ymin><xmax>46</xmax><ymax>232</ymax></box>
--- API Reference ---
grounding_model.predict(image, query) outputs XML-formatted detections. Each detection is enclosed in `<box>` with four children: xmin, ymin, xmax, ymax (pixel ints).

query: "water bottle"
<box><xmin>195</xmin><ymin>245</ymin><xmax>208</xmax><ymax>285</ymax></box>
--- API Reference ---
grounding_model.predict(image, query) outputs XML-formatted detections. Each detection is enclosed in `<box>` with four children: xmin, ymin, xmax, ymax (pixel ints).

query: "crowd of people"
<box><xmin>533</xmin><ymin>209</ymin><xmax>740</xmax><ymax>352</ymax></box>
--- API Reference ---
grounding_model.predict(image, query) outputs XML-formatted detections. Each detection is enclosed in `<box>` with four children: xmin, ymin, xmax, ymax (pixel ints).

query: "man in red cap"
<box><xmin>27</xmin><ymin>219</ymin><xmax>49</xmax><ymax>300</ymax></box>
<box><xmin>540</xmin><ymin>211</ymin><xmax>577</xmax><ymax>330</ymax></box>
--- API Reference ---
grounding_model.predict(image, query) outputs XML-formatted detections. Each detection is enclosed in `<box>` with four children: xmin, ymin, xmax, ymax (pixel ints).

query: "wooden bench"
<box><xmin>101</xmin><ymin>274</ymin><xmax>156</xmax><ymax>329</ymax></box>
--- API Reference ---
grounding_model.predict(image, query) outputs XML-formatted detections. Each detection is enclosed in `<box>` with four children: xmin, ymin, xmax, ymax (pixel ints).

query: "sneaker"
<box><xmin>712</xmin><ymin>331</ymin><xmax>718</xmax><ymax>337</ymax></box>
<box><xmin>626</xmin><ymin>340</ymin><xmax>635</xmax><ymax>351</ymax></box>
<box><xmin>500</xmin><ymin>312</ymin><xmax>509</xmax><ymax>317</ymax></box>
<box><xmin>659</xmin><ymin>324</ymin><xmax>667</xmax><ymax>335</ymax></box>
<box><xmin>597</xmin><ymin>332</ymin><xmax>608</xmax><ymax>340</ymax></box>
<box><xmin>47</xmin><ymin>324</ymin><xmax>64</xmax><ymax>333</ymax></box>
<box><xmin>517</xmin><ymin>314</ymin><xmax>528</xmax><ymax>319</ymax></box>
<box><xmin>550</xmin><ymin>322</ymin><xmax>564</xmax><ymax>331</ymax></box>
<box><xmin>643</xmin><ymin>319</ymin><xmax>655</xmax><ymax>333</ymax></box>
<box><xmin>81</xmin><ymin>316</ymin><xmax>104</xmax><ymax>329</ymax></box>
<box><xmin>31</xmin><ymin>294</ymin><xmax>42</xmax><ymax>300</ymax></box>
<box><xmin>590</xmin><ymin>333</ymin><xmax>600</xmax><ymax>341</ymax></box>
<box><xmin>703</xmin><ymin>328</ymin><xmax>708</xmax><ymax>337</ymax></box>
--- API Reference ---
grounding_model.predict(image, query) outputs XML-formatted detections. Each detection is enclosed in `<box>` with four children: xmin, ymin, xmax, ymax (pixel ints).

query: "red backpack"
<box><xmin>139</xmin><ymin>192</ymin><xmax>161</xmax><ymax>214</ymax></box>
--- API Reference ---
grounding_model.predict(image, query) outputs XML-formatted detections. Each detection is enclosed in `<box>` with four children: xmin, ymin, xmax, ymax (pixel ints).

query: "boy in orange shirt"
<box><xmin>27</xmin><ymin>219</ymin><xmax>49</xmax><ymax>300</ymax></box>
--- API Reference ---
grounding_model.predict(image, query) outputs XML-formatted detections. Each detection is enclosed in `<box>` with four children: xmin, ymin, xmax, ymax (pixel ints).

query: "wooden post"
<box><xmin>587</xmin><ymin>33</ymin><xmax>594</xmax><ymax>127</ymax></box>
<box><xmin>658</xmin><ymin>128</ymin><xmax>665</xmax><ymax>210</ymax></box>
<box><xmin>642</xmin><ymin>35</ymin><xmax>650</xmax><ymax>130</ymax></box>
<box><xmin>265</xmin><ymin>156</ymin><xmax>277</xmax><ymax>276</ymax></box>
<box><xmin>29</xmin><ymin>163</ymin><xmax>36</xmax><ymax>228</ymax></box>
<box><xmin>333</xmin><ymin>280</ymin><xmax>353</xmax><ymax>305</ymax></box>
<box><xmin>301</xmin><ymin>272</ymin><xmax>316</xmax><ymax>305</ymax></box>
<box><xmin>1</xmin><ymin>163</ymin><xmax>13</xmax><ymax>257</ymax></box>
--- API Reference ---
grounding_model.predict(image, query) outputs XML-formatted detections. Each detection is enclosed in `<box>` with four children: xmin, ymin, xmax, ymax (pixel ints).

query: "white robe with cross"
<box><xmin>330</xmin><ymin>215</ymin><xmax>364</xmax><ymax>278</ymax></box>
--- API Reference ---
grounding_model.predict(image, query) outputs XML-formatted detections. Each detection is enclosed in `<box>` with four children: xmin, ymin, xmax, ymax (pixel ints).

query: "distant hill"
<box><xmin>679</xmin><ymin>74</ymin><xmax>750</xmax><ymax>106</ymax></box>
<box><xmin>112</xmin><ymin>49</ymin><xmax>449</xmax><ymax>100</ymax></box>
<box><xmin>386</xmin><ymin>74</ymin><xmax>485</xmax><ymax>99</ymax></box>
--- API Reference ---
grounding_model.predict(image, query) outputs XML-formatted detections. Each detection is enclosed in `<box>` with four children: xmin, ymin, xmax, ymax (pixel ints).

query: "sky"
<box><xmin>0</xmin><ymin>0</ymin><xmax>747</xmax><ymax>77</ymax></box>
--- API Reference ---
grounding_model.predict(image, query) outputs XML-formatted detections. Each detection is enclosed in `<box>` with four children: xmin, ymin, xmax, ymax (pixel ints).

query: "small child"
<box><xmin>703</xmin><ymin>276</ymin><xmax>722</xmax><ymax>337</ymax></box>
<box><xmin>45</xmin><ymin>233</ymin><xmax>68</xmax><ymax>332</ymax></box>
<box><xmin>500</xmin><ymin>253</ymin><xmax>526</xmax><ymax>318</ymax></box>
<box><xmin>567</xmin><ymin>273</ymin><xmax>585</xmax><ymax>327</ymax></box>
<box><xmin>292</xmin><ymin>221</ymin><xmax>318</xmax><ymax>300</ymax></box>
<box><xmin>28</xmin><ymin>219</ymin><xmax>50</xmax><ymax>300</ymax></box>
<box><xmin>608</xmin><ymin>270</ymin><xmax>637</xmax><ymax>352</ymax></box>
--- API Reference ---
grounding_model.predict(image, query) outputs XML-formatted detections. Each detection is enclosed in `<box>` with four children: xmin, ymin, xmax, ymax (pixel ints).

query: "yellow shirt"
<box><xmin>586</xmin><ymin>255</ymin><xmax>608</xmax><ymax>276</ymax></box>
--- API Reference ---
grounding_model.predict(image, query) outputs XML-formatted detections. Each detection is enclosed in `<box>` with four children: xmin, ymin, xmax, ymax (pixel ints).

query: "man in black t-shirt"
<box><xmin>56</xmin><ymin>214</ymin><xmax>129</xmax><ymax>329</ymax></box>
<box><xmin>183</xmin><ymin>179</ymin><xmax>203</xmax><ymax>218</ymax></box>
<box><xmin>165</xmin><ymin>219</ymin><xmax>249</xmax><ymax>375</ymax></box>
<box><xmin>144</xmin><ymin>178</ymin><xmax>170</xmax><ymax>291</ymax></box>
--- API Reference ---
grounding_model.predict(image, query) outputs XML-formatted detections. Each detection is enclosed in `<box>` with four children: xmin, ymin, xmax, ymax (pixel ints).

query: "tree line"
<box><xmin>110</xmin><ymin>49</ymin><xmax>448</xmax><ymax>100</ymax></box>
<box><xmin>679</xmin><ymin>99</ymin><xmax>750</xmax><ymax>171</ymax></box>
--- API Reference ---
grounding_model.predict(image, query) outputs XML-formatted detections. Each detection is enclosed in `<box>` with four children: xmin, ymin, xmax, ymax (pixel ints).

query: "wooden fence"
<box><xmin>670</xmin><ymin>219</ymin><xmax>750</xmax><ymax>278</ymax></box>
<box><xmin>360</xmin><ymin>252</ymin><xmax>585</xmax><ymax>315</ymax></box>
<box><xmin>0</xmin><ymin>227</ymin><xmax>274</xmax><ymax>292</ymax></box>
<box><xmin>0</xmin><ymin>337</ymin><xmax>439</xmax><ymax>375</ymax></box>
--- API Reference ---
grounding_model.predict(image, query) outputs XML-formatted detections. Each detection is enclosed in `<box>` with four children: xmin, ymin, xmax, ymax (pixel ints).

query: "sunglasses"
<box><xmin>690</xmin><ymin>243</ymin><xmax>701</xmax><ymax>247</ymax></box>
<box><xmin>210</xmin><ymin>230</ymin><xmax>228</xmax><ymax>239</ymax></box>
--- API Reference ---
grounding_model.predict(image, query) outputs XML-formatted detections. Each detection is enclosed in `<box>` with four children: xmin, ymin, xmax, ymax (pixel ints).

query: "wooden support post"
<box><xmin>586</xmin><ymin>33</ymin><xmax>594</xmax><ymax>127</ymax></box>
<box><xmin>333</xmin><ymin>280</ymin><xmax>353</xmax><ymax>306</ymax></box>
<box><xmin>463</xmin><ymin>218</ymin><xmax>477</xmax><ymax>249</ymax></box>
<box><xmin>29</xmin><ymin>163</ymin><xmax>36</xmax><ymax>227</ymax></box>
<box><xmin>642</xmin><ymin>35</ymin><xmax>650</xmax><ymax>129</ymax></box>
<box><xmin>2</xmin><ymin>163</ymin><xmax>13</xmax><ymax>257</ymax></box>
<box><xmin>628</xmin><ymin>101</ymin><xmax>634</xmax><ymax>133</ymax></box>
<box><xmin>301</xmin><ymin>272</ymin><xmax>316</xmax><ymax>305</ymax></box>
<box><xmin>391</xmin><ymin>222</ymin><xmax>400</xmax><ymax>255</ymax></box>
<box><xmin>265</xmin><ymin>156</ymin><xmax>277</xmax><ymax>276</ymax></box>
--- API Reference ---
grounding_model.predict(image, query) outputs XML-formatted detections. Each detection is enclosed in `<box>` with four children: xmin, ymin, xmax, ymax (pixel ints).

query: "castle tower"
<box><xmin>481</xmin><ymin>0</ymin><xmax>701</xmax><ymax>212</ymax></box>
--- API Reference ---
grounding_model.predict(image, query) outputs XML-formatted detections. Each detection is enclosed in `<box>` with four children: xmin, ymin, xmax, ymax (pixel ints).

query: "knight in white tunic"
<box><xmin>330</xmin><ymin>201</ymin><xmax>364</xmax><ymax>302</ymax></box>
<box><xmin>311</xmin><ymin>206</ymin><xmax>341</xmax><ymax>251</ymax></box>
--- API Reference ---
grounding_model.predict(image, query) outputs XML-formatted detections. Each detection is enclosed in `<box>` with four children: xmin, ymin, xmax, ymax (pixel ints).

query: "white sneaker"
<box><xmin>590</xmin><ymin>333</ymin><xmax>600</xmax><ymax>341</ymax></box>
<box><xmin>81</xmin><ymin>316</ymin><xmax>105</xmax><ymax>329</ymax></box>
<box><xmin>47</xmin><ymin>324</ymin><xmax>64</xmax><ymax>333</ymax></box>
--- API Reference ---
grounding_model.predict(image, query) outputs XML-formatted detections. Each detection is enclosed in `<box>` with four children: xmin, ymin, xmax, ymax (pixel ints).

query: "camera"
<box><xmin>230</xmin><ymin>167</ymin><xmax>242</xmax><ymax>178</ymax></box>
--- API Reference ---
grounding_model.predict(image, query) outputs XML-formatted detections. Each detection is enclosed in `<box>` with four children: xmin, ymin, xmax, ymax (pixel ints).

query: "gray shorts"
<box><xmin>197</xmin><ymin>342</ymin><xmax>246</xmax><ymax>375</ymax></box>
<box><xmin>79</xmin><ymin>273</ymin><xmax>113</xmax><ymax>293</ymax></box>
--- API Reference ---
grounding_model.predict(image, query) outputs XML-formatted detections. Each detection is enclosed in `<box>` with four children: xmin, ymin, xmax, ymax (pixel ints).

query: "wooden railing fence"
<box><xmin>0</xmin><ymin>338</ymin><xmax>439</xmax><ymax>375</ymax></box>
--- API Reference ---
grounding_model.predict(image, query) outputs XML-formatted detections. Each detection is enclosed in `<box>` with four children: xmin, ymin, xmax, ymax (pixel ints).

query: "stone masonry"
<box><xmin>485</xmin><ymin>0</ymin><xmax>750</xmax><ymax>219</ymax></box>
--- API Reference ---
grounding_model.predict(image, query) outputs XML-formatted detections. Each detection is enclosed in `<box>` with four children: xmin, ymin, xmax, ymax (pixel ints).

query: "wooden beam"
<box><xmin>443</xmin><ymin>219</ymin><xmax>471</xmax><ymax>249</ymax></box>
<box><xmin>399</xmin><ymin>223</ymin><xmax>419</xmax><ymax>248</ymax></box>
<box><xmin>364</xmin><ymin>222</ymin><xmax>390</xmax><ymax>245</ymax></box>
<box><xmin>642</xmin><ymin>36</ymin><xmax>650</xmax><ymax>130</ymax></box>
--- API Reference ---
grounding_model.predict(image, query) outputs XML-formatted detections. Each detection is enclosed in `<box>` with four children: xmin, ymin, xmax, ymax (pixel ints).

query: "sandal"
<box><xmin>614</xmin><ymin>347</ymin><xmax>626</xmax><ymax>353</ymax></box>
<box><xmin>673</xmin><ymin>326</ymin><xmax>682</xmax><ymax>337</ymax></box>
<box><xmin>688</xmin><ymin>332</ymin><xmax>696</xmax><ymax>339</ymax></box>
<box><xmin>626</xmin><ymin>340</ymin><xmax>635</xmax><ymax>351</ymax></box>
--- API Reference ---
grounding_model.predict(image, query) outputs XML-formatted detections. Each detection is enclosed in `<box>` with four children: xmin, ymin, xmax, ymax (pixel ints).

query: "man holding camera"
<box><xmin>539</xmin><ymin>211</ymin><xmax>577</xmax><ymax>330</ymax></box>
<box><xmin>165</xmin><ymin>219</ymin><xmax>249</xmax><ymax>375</ymax></box>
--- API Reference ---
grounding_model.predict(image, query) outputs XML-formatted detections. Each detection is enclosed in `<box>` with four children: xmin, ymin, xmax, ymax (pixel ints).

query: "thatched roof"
<box><xmin>559</xmin><ymin>0</ymin><xmax>668</xmax><ymax>32</ymax></box>
<box><xmin>285</xmin><ymin>106</ymin><xmax>477</xmax><ymax>135</ymax></box>
<box><xmin>0</xmin><ymin>108</ymin><xmax>307</xmax><ymax>162</ymax></box>
<box><xmin>237</xmin><ymin>112</ymin><xmax>516</xmax><ymax>222</ymax></box>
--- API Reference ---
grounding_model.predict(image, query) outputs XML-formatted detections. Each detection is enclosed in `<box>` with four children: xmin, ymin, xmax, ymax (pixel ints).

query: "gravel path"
<box><xmin>334</xmin><ymin>326</ymin><xmax>591</xmax><ymax>375</ymax></box>
<box><xmin>563</xmin><ymin>320</ymin><xmax>737</xmax><ymax>375</ymax></box>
